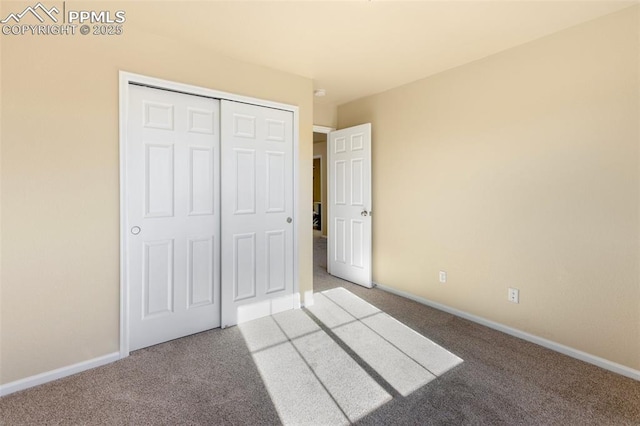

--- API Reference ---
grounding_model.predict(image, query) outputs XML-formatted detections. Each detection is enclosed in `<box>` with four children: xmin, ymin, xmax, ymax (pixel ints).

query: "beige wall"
<box><xmin>0</xmin><ymin>2</ymin><xmax>313</xmax><ymax>385</ymax></box>
<box><xmin>313</xmin><ymin>103</ymin><xmax>337</xmax><ymax>129</ymax></box>
<box><xmin>313</xmin><ymin>138</ymin><xmax>328</xmax><ymax>236</ymax></box>
<box><xmin>338</xmin><ymin>7</ymin><xmax>640</xmax><ymax>370</ymax></box>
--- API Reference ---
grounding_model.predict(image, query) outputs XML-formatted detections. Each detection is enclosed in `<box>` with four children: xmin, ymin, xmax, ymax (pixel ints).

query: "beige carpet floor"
<box><xmin>0</xmin><ymin>235</ymin><xmax>639</xmax><ymax>425</ymax></box>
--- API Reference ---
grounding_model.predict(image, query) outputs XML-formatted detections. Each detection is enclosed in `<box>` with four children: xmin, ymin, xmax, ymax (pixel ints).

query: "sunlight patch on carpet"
<box><xmin>240</xmin><ymin>310</ymin><xmax>391</xmax><ymax>425</ymax></box>
<box><xmin>239</xmin><ymin>287</ymin><xmax>463</xmax><ymax>425</ymax></box>
<box><xmin>321</xmin><ymin>287</ymin><xmax>464</xmax><ymax>377</ymax></box>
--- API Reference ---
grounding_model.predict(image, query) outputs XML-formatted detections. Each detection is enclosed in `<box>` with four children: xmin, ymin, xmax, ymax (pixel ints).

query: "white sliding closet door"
<box><xmin>220</xmin><ymin>100</ymin><xmax>295</xmax><ymax>327</ymax></box>
<box><xmin>127</xmin><ymin>85</ymin><xmax>220</xmax><ymax>351</ymax></box>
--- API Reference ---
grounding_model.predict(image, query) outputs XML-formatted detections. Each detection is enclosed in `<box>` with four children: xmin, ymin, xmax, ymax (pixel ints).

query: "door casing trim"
<box><xmin>119</xmin><ymin>71</ymin><xmax>300</xmax><ymax>358</ymax></box>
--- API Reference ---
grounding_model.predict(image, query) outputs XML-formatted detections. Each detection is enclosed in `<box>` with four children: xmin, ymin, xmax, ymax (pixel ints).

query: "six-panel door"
<box><xmin>220</xmin><ymin>100</ymin><xmax>295</xmax><ymax>327</ymax></box>
<box><xmin>127</xmin><ymin>85</ymin><xmax>221</xmax><ymax>351</ymax></box>
<box><xmin>127</xmin><ymin>86</ymin><xmax>297</xmax><ymax>349</ymax></box>
<box><xmin>329</xmin><ymin>124</ymin><xmax>372</xmax><ymax>288</ymax></box>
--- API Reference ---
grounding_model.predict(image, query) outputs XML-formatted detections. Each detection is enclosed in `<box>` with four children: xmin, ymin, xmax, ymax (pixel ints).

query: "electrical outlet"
<box><xmin>508</xmin><ymin>287</ymin><xmax>519</xmax><ymax>304</ymax></box>
<box><xmin>439</xmin><ymin>271</ymin><xmax>447</xmax><ymax>283</ymax></box>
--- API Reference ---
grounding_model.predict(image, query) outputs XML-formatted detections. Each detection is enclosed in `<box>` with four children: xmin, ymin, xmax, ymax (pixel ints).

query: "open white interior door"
<box><xmin>220</xmin><ymin>100</ymin><xmax>295</xmax><ymax>327</ymax></box>
<box><xmin>328</xmin><ymin>123</ymin><xmax>372</xmax><ymax>288</ymax></box>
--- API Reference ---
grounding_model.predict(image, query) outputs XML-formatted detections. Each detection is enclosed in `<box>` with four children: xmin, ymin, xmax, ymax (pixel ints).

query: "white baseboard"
<box><xmin>374</xmin><ymin>282</ymin><xmax>640</xmax><ymax>381</ymax></box>
<box><xmin>0</xmin><ymin>352</ymin><xmax>120</xmax><ymax>397</ymax></box>
<box><xmin>303</xmin><ymin>290</ymin><xmax>315</xmax><ymax>307</ymax></box>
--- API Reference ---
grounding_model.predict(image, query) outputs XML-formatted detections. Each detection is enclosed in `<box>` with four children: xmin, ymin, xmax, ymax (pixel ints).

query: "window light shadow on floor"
<box><xmin>239</xmin><ymin>287</ymin><xmax>463</xmax><ymax>425</ymax></box>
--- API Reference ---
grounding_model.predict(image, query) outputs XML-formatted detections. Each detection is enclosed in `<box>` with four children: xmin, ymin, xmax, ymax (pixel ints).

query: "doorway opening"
<box><xmin>312</xmin><ymin>127</ymin><xmax>331</xmax><ymax>279</ymax></box>
<box><xmin>313</xmin><ymin>156</ymin><xmax>322</xmax><ymax>230</ymax></box>
<box><xmin>311</xmin><ymin>123</ymin><xmax>372</xmax><ymax>288</ymax></box>
<box><xmin>313</xmin><ymin>132</ymin><xmax>327</xmax><ymax>238</ymax></box>
<box><xmin>312</xmin><ymin>127</ymin><xmax>331</xmax><ymax>239</ymax></box>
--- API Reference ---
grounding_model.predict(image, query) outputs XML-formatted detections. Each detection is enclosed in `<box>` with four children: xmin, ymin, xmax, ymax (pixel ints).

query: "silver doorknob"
<box><xmin>361</xmin><ymin>210</ymin><xmax>368</xmax><ymax>217</ymax></box>
<box><xmin>131</xmin><ymin>226</ymin><xmax>141</xmax><ymax>235</ymax></box>
<box><xmin>287</xmin><ymin>217</ymin><xmax>293</xmax><ymax>223</ymax></box>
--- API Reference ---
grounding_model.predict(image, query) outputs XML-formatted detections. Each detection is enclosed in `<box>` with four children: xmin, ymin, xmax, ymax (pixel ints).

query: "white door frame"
<box><xmin>119</xmin><ymin>71</ymin><xmax>300</xmax><ymax>358</ymax></box>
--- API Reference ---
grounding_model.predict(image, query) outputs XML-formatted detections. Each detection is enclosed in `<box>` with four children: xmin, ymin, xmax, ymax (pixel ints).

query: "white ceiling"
<box><xmin>129</xmin><ymin>1</ymin><xmax>636</xmax><ymax>107</ymax></box>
